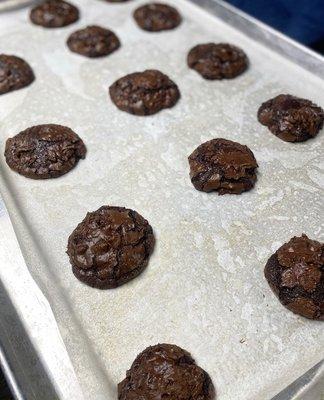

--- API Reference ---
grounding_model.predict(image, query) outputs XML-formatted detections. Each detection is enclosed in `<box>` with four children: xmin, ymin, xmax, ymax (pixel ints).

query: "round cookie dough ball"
<box><xmin>67</xmin><ymin>206</ymin><xmax>155</xmax><ymax>289</ymax></box>
<box><xmin>133</xmin><ymin>3</ymin><xmax>182</xmax><ymax>32</ymax></box>
<box><xmin>187</xmin><ymin>43</ymin><xmax>248</xmax><ymax>80</ymax></box>
<box><xmin>188</xmin><ymin>138</ymin><xmax>258</xmax><ymax>195</ymax></box>
<box><xmin>0</xmin><ymin>54</ymin><xmax>35</xmax><ymax>95</ymax></box>
<box><xmin>118</xmin><ymin>344</ymin><xmax>215</xmax><ymax>400</ymax></box>
<box><xmin>67</xmin><ymin>25</ymin><xmax>120</xmax><ymax>58</ymax></box>
<box><xmin>30</xmin><ymin>0</ymin><xmax>79</xmax><ymax>28</ymax></box>
<box><xmin>5</xmin><ymin>124</ymin><xmax>86</xmax><ymax>179</ymax></box>
<box><xmin>264</xmin><ymin>234</ymin><xmax>324</xmax><ymax>320</ymax></box>
<box><xmin>109</xmin><ymin>69</ymin><xmax>180</xmax><ymax>116</ymax></box>
<box><xmin>258</xmin><ymin>94</ymin><xmax>324</xmax><ymax>142</ymax></box>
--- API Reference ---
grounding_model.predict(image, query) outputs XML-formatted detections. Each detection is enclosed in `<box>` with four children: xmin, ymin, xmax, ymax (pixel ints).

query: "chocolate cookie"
<box><xmin>67</xmin><ymin>206</ymin><xmax>155</xmax><ymax>289</ymax></box>
<box><xmin>187</xmin><ymin>43</ymin><xmax>248</xmax><ymax>80</ymax></box>
<box><xmin>264</xmin><ymin>234</ymin><xmax>324</xmax><ymax>320</ymax></box>
<box><xmin>0</xmin><ymin>54</ymin><xmax>35</xmax><ymax>95</ymax></box>
<box><xmin>134</xmin><ymin>3</ymin><xmax>182</xmax><ymax>32</ymax></box>
<box><xmin>257</xmin><ymin>94</ymin><xmax>324</xmax><ymax>142</ymax></box>
<box><xmin>5</xmin><ymin>124</ymin><xmax>86</xmax><ymax>179</ymax></box>
<box><xmin>67</xmin><ymin>25</ymin><xmax>120</xmax><ymax>58</ymax></box>
<box><xmin>30</xmin><ymin>0</ymin><xmax>79</xmax><ymax>28</ymax></box>
<box><xmin>188</xmin><ymin>138</ymin><xmax>258</xmax><ymax>195</ymax></box>
<box><xmin>109</xmin><ymin>69</ymin><xmax>180</xmax><ymax>116</ymax></box>
<box><xmin>118</xmin><ymin>344</ymin><xmax>215</xmax><ymax>400</ymax></box>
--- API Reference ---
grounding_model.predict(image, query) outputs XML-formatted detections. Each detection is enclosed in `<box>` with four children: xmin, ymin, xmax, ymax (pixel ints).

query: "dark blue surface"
<box><xmin>226</xmin><ymin>0</ymin><xmax>324</xmax><ymax>46</ymax></box>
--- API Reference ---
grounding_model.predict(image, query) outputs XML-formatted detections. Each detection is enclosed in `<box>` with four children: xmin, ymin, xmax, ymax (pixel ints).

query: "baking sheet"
<box><xmin>0</xmin><ymin>0</ymin><xmax>323</xmax><ymax>399</ymax></box>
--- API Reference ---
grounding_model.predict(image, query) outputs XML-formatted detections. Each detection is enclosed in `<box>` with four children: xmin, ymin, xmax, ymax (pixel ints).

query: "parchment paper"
<box><xmin>0</xmin><ymin>0</ymin><xmax>323</xmax><ymax>399</ymax></box>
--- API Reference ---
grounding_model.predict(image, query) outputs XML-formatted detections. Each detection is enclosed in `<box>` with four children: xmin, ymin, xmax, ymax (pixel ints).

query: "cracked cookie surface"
<box><xmin>67</xmin><ymin>25</ymin><xmax>120</xmax><ymax>58</ymax></box>
<box><xmin>188</xmin><ymin>138</ymin><xmax>258</xmax><ymax>195</ymax></box>
<box><xmin>187</xmin><ymin>43</ymin><xmax>248</xmax><ymax>80</ymax></box>
<box><xmin>258</xmin><ymin>94</ymin><xmax>324</xmax><ymax>142</ymax></box>
<box><xmin>5</xmin><ymin>124</ymin><xmax>86</xmax><ymax>179</ymax></box>
<box><xmin>30</xmin><ymin>0</ymin><xmax>79</xmax><ymax>28</ymax></box>
<box><xmin>67</xmin><ymin>206</ymin><xmax>155</xmax><ymax>289</ymax></box>
<box><xmin>265</xmin><ymin>234</ymin><xmax>324</xmax><ymax>320</ymax></box>
<box><xmin>109</xmin><ymin>69</ymin><xmax>180</xmax><ymax>115</ymax></box>
<box><xmin>0</xmin><ymin>54</ymin><xmax>35</xmax><ymax>95</ymax></box>
<box><xmin>118</xmin><ymin>343</ymin><xmax>215</xmax><ymax>400</ymax></box>
<box><xmin>134</xmin><ymin>3</ymin><xmax>182</xmax><ymax>32</ymax></box>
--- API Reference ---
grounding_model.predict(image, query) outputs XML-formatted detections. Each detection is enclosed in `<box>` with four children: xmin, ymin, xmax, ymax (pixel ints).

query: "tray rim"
<box><xmin>0</xmin><ymin>196</ymin><xmax>85</xmax><ymax>400</ymax></box>
<box><xmin>0</xmin><ymin>0</ymin><xmax>323</xmax><ymax>399</ymax></box>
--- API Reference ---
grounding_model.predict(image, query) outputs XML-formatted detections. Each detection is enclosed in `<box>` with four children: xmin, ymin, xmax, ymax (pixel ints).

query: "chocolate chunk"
<box><xmin>118</xmin><ymin>344</ymin><xmax>215</xmax><ymax>400</ymax></box>
<box><xmin>67</xmin><ymin>25</ymin><xmax>120</xmax><ymax>58</ymax></box>
<box><xmin>30</xmin><ymin>0</ymin><xmax>79</xmax><ymax>28</ymax></box>
<box><xmin>264</xmin><ymin>234</ymin><xmax>324</xmax><ymax>320</ymax></box>
<box><xmin>0</xmin><ymin>54</ymin><xmax>35</xmax><ymax>95</ymax></box>
<box><xmin>109</xmin><ymin>69</ymin><xmax>180</xmax><ymax>116</ymax></box>
<box><xmin>258</xmin><ymin>94</ymin><xmax>324</xmax><ymax>142</ymax></box>
<box><xmin>5</xmin><ymin>124</ymin><xmax>86</xmax><ymax>179</ymax></box>
<box><xmin>134</xmin><ymin>3</ymin><xmax>182</xmax><ymax>32</ymax></box>
<box><xmin>188</xmin><ymin>138</ymin><xmax>258</xmax><ymax>195</ymax></box>
<box><xmin>67</xmin><ymin>206</ymin><xmax>155</xmax><ymax>289</ymax></box>
<box><xmin>187</xmin><ymin>43</ymin><xmax>248</xmax><ymax>80</ymax></box>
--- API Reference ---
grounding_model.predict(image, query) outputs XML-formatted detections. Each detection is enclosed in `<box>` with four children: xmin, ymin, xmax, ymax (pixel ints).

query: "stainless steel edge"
<box><xmin>188</xmin><ymin>0</ymin><xmax>324</xmax><ymax>79</ymax></box>
<box><xmin>0</xmin><ymin>0</ymin><xmax>35</xmax><ymax>13</ymax></box>
<box><xmin>0</xmin><ymin>195</ymin><xmax>85</xmax><ymax>400</ymax></box>
<box><xmin>0</xmin><ymin>197</ymin><xmax>27</xmax><ymax>400</ymax></box>
<box><xmin>0</xmin><ymin>345</ymin><xmax>25</xmax><ymax>400</ymax></box>
<box><xmin>272</xmin><ymin>361</ymin><xmax>324</xmax><ymax>400</ymax></box>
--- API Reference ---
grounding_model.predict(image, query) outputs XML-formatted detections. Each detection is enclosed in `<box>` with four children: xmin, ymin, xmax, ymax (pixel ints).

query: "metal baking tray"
<box><xmin>0</xmin><ymin>0</ymin><xmax>323</xmax><ymax>399</ymax></box>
